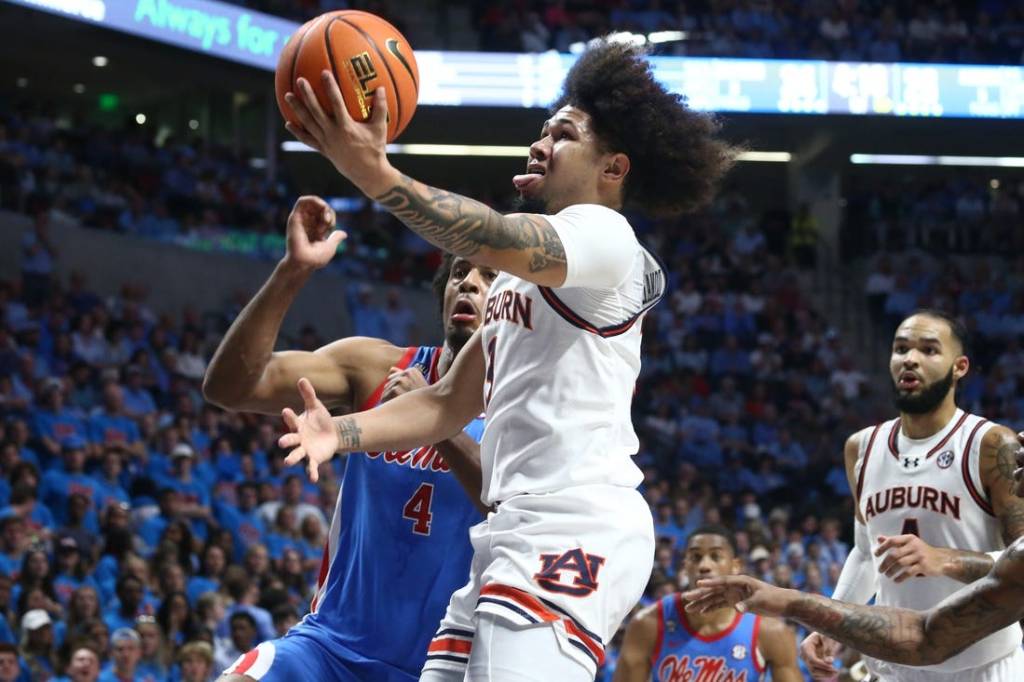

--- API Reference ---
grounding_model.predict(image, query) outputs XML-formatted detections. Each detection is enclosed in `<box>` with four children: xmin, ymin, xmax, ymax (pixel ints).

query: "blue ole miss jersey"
<box><xmin>295</xmin><ymin>346</ymin><xmax>484</xmax><ymax>679</ymax></box>
<box><xmin>651</xmin><ymin>594</ymin><xmax>765</xmax><ymax>682</ymax></box>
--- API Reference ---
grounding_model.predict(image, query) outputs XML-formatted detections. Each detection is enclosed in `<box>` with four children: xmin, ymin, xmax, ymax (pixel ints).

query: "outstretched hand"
<box><xmin>682</xmin><ymin>575</ymin><xmax>791</xmax><ymax>618</ymax></box>
<box><xmin>278</xmin><ymin>378</ymin><xmax>340</xmax><ymax>483</ymax></box>
<box><xmin>284</xmin><ymin>72</ymin><xmax>394</xmax><ymax>194</ymax></box>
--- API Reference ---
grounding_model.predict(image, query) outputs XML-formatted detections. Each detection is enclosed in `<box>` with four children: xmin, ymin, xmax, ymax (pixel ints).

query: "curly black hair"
<box><xmin>552</xmin><ymin>40</ymin><xmax>738</xmax><ymax>215</ymax></box>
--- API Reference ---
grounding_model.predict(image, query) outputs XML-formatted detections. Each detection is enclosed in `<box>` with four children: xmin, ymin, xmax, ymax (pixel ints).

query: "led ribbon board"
<box><xmin>5</xmin><ymin>0</ymin><xmax>1023</xmax><ymax>118</ymax></box>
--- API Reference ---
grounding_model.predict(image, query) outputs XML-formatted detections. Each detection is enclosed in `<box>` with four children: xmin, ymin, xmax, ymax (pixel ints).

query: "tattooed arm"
<box><xmin>683</xmin><ymin>538</ymin><xmax>1024</xmax><ymax>667</ymax></box>
<box><xmin>981</xmin><ymin>425</ymin><xmax>1024</xmax><ymax>547</ymax></box>
<box><xmin>280</xmin><ymin>75</ymin><xmax>568</xmax><ymax>286</ymax></box>
<box><xmin>372</xmin><ymin>172</ymin><xmax>569</xmax><ymax>287</ymax></box>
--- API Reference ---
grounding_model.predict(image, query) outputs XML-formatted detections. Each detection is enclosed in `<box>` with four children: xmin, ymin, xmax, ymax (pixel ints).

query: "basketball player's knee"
<box><xmin>217</xmin><ymin>674</ymin><xmax>257</xmax><ymax>682</ymax></box>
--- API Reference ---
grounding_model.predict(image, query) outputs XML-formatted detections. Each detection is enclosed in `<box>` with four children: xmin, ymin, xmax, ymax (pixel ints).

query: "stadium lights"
<box><xmin>92</xmin><ymin>55</ymin><xmax>108</xmax><ymax>67</ymax></box>
<box><xmin>135</xmin><ymin>113</ymin><xmax>146</xmax><ymax>125</ymax></box>
<box><xmin>570</xmin><ymin>30</ymin><xmax>689</xmax><ymax>53</ymax></box>
<box><xmin>72</xmin><ymin>83</ymin><xmax>86</xmax><ymax>94</ymax></box>
<box><xmin>850</xmin><ymin>153</ymin><xmax>1024</xmax><ymax>167</ymax></box>
<box><xmin>282</xmin><ymin>141</ymin><xmax>790</xmax><ymax>163</ymax></box>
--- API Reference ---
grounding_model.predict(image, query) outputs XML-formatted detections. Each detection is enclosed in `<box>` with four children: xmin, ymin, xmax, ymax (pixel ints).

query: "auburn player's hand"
<box><xmin>284</xmin><ymin>195</ymin><xmax>347</xmax><ymax>271</ymax></box>
<box><xmin>279</xmin><ymin>377</ymin><xmax>339</xmax><ymax>483</ymax></box>
<box><xmin>875</xmin><ymin>534</ymin><xmax>947</xmax><ymax>582</ymax></box>
<box><xmin>682</xmin><ymin>575</ymin><xmax>793</xmax><ymax>618</ymax></box>
<box><xmin>801</xmin><ymin>632</ymin><xmax>841</xmax><ymax>680</ymax></box>
<box><xmin>380</xmin><ymin>366</ymin><xmax>428</xmax><ymax>403</ymax></box>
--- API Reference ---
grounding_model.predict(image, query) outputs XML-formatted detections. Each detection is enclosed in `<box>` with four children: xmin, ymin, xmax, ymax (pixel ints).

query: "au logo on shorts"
<box><xmin>533</xmin><ymin>549</ymin><xmax>606</xmax><ymax>597</ymax></box>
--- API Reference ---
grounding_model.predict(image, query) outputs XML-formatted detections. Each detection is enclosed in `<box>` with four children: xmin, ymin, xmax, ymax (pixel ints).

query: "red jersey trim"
<box><xmin>888</xmin><ymin>411</ymin><xmax>970</xmax><ymax>460</ymax></box>
<box><xmin>358</xmin><ymin>346</ymin><xmax>418</xmax><ymax>412</ymax></box>
<box><xmin>677</xmin><ymin>595</ymin><xmax>744</xmax><ymax>643</ymax></box>
<box><xmin>651</xmin><ymin>600</ymin><xmax>665</xmax><ymax>668</ymax></box>
<box><xmin>751</xmin><ymin>615</ymin><xmax>765</xmax><ymax>674</ymax></box>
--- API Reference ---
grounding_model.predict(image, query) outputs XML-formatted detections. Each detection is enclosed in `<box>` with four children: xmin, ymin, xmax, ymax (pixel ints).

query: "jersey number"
<box><xmin>484</xmin><ymin>336</ymin><xmax>497</xmax><ymax>407</ymax></box>
<box><xmin>403</xmin><ymin>483</ymin><xmax>434</xmax><ymax>536</ymax></box>
<box><xmin>901</xmin><ymin>518</ymin><xmax>920</xmax><ymax>537</ymax></box>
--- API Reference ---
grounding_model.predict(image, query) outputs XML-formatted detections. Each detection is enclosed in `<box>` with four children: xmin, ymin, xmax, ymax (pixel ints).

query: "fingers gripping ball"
<box><xmin>275</xmin><ymin>10</ymin><xmax>419</xmax><ymax>142</ymax></box>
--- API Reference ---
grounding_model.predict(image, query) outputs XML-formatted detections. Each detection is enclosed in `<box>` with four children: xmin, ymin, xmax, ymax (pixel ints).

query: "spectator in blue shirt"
<box><xmin>186</xmin><ymin>544</ymin><xmax>225</xmax><ymax>605</ymax></box>
<box><xmin>0</xmin><ymin>516</ymin><xmax>27</xmax><ymax>580</ymax></box>
<box><xmin>98</xmin><ymin>627</ymin><xmax>143</xmax><ymax>682</ymax></box>
<box><xmin>88</xmin><ymin>382</ymin><xmax>142</xmax><ymax>453</ymax></box>
<box><xmin>214</xmin><ymin>482</ymin><xmax>266</xmax><ymax>562</ymax></box>
<box><xmin>816</xmin><ymin>517</ymin><xmax>850</xmax><ymax>566</ymax></box>
<box><xmin>31</xmin><ymin>381</ymin><xmax>88</xmax><ymax>458</ymax></box>
<box><xmin>157</xmin><ymin>444</ymin><xmax>212</xmax><ymax>542</ymax></box>
<box><xmin>709</xmin><ymin>334</ymin><xmax>753</xmax><ymax>376</ymax></box>
<box><xmin>52</xmin><ymin>537</ymin><xmax>99</xmax><ymax>608</ymax></box>
<box><xmin>39</xmin><ymin>437</ymin><xmax>98</xmax><ymax>526</ymax></box>
<box><xmin>19</xmin><ymin>609</ymin><xmax>57</xmax><ymax>681</ymax></box>
<box><xmin>120</xmin><ymin>365</ymin><xmax>156</xmax><ymax>419</ymax></box>
<box><xmin>92</xmin><ymin>446</ymin><xmax>131</xmax><ymax>513</ymax></box>
<box><xmin>134</xmin><ymin>615</ymin><xmax>167</xmax><ymax>682</ymax></box>
<box><xmin>2</xmin><ymin>484</ymin><xmax>54</xmax><ymax>538</ymax></box>
<box><xmin>104</xmin><ymin>576</ymin><xmax>147</xmax><ymax>634</ymax></box>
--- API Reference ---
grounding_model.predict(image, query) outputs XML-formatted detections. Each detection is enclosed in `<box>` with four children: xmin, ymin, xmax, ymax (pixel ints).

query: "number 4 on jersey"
<box><xmin>403</xmin><ymin>483</ymin><xmax>434</xmax><ymax>535</ymax></box>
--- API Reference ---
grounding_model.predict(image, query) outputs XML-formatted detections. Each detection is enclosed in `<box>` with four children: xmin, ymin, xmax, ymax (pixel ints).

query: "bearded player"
<box><xmin>799</xmin><ymin>310</ymin><xmax>1024</xmax><ymax>681</ymax></box>
<box><xmin>614</xmin><ymin>526</ymin><xmax>801</xmax><ymax>682</ymax></box>
<box><xmin>278</xmin><ymin>41</ymin><xmax>735</xmax><ymax>680</ymax></box>
<box><xmin>682</xmin><ymin>435</ymin><xmax>1024</xmax><ymax>674</ymax></box>
<box><xmin>204</xmin><ymin>196</ymin><xmax>496</xmax><ymax>681</ymax></box>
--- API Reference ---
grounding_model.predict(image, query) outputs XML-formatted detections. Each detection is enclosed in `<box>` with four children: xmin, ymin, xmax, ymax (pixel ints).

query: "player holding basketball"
<box><xmin>797</xmin><ymin>310</ymin><xmax>1024</xmax><ymax>681</ymax></box>
<box><xmin>280</xmin><ymin>41</ymin><xmax>735</xmax><ymax>680</ymax></box>
<box><xmin>681</xmin><ymin>434</ymin><xmax>1024</xmax><ymax>672</ymax></box>
<box><xmin>613</xmin><ymin>526</ymin><xmax>801</xmax><ymax>682</ymax></box>
<box><xmin>203</xmin><ymin>196</ymin><xmax>497</xmax><ymax>681</ymax></box>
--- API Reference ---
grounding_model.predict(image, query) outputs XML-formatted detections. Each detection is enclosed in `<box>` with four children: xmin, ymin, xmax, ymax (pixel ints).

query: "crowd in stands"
<box><xmin>856</xmin><ymin>186</ymin><xmax>1024</xmax><ymax>436</ymax></box>
<box><xmin>0</xmin><ymin>107</ymin><xmax>445</xmax><ymax>290</ymax></box>
<box><xmin>230</xmin><ymin>0</ymin><xmax>1024</xmax><ymax>65</ymax></box>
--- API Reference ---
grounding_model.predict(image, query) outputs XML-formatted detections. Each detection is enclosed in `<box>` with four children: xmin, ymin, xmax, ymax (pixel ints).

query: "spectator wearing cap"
<box><xmin>174</xmin><ymin>641</ymin><xmax>213</xmax><ymax>682</ymax></box>
<box><xmin>31</xmin><ymin>381</ymin><xmax>87</xmax><ymax>458</ymax></box>
<box><xmin>156</xmin><ymin>444</ymin><xmax>212</xmax><ymax>542</ymax></box>
<box><xmin>0</xmin><ymin>642</ymin><xmax>22</xmax><ymax>682</ymax></box>
<box><xmin>63</xmin><ymin>645</ymin><xmax>101</xmax><ymax>682</ymax></box>
<box><xmin>134</xmin><ymin>615</ymin><xmax>167</xmax><ymax>681</ymax></box>
<box><xmin>39</xmin><ymin>436</ymin><xmax>97</xmax><ymax>525</ymax></box>
<box><xmin>98</xmin><ymin>627</ymin><xmax>142</xmax><ymax>682</ymax></box>
<box><xmin>19</xmin><ymin>608</ymin><xmax>56</xmax><ymax>680</ymax></box>
<box><xmin>748</xmin><ymin>545</ymin><xmax>773</xmax><ymax>581</ymax></box>
<box><xmin>88</xmin><ymin>382</ymin><xmax>143</xmax><ymax>456</ymax></box>
<box><xmin>53</xmin><ymin>536</ymin><xmax>99</xmax><ymax>608</ymax></box>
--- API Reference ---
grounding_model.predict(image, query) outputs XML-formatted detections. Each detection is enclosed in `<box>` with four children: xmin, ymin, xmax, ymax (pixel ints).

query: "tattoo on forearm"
<box><xmin>335</xmin><ymin>417</ymin><xmax>362</xmax><ymax>451</ymax></box>
<box><xmin>374</xmin><ymin>174</ymin><xmax>566</xmax><ymax>273</ymax></box>
<box><xmin>987</xmin><ymin>435</ymin><xmax>1024</xmax><ymax>543</ymax></box>
<box><xmin>946</xmin><ymin>552</ymin><xmax>996</xmax><ymax>583</ymax></box>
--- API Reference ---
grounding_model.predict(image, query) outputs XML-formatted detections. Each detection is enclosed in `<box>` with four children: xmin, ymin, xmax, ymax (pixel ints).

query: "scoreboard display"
<box><xmin>7</xmin><ymin>0</ymin><xmax>1024</xmax><ymax>119</ymax></box>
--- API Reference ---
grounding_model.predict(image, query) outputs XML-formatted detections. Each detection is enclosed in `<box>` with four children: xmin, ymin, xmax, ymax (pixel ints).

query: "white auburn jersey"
<box><xmin>854</xmin><ymin>408</ymin><xmax>1021</xmax><ymax>673</ymax></box>
<box><xmin>477</xmin><ymin>203</ymin><xmax>666</xmax><ymax>506</ymax></box>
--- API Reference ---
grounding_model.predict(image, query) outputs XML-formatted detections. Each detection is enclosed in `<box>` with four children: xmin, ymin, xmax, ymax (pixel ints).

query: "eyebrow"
<box><xmin>541</xmin><ymin>117</ymin><xmax>579</xmax><ymax>135</ymax></box>
<box><xmin>893</xmin><ymin>335</ymin><xmax>942</xmax><ymax>345</ymax></box>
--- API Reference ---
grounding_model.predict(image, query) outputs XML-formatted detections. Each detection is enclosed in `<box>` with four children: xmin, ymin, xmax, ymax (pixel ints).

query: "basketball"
<box><xmin>275</xmin><ymin>10</ymin><xmax>419</xmax><ymax>143</ymax></box>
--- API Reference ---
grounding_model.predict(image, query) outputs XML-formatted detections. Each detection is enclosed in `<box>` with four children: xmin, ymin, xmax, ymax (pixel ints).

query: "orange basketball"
<box><xmin>275</xmin><ymin>10</ymin><xmax>419</xmax><ymax>143</ymax></box>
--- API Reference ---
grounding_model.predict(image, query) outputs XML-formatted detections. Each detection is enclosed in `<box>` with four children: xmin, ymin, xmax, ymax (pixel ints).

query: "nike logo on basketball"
<box><xmin>385</xmin><ymin>38</ymin><xmax>417</xmax><ymax>87</ymax></box>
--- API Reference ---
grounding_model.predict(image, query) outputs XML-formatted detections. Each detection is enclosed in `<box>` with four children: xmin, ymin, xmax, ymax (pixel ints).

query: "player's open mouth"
<box><xmin>898</xmin><ymin>372</ymin><xmax>921</xmax><ymax>389</ymax></box>
<box><xmin>451</xmin><ymin>299</ymin><xmax>478</xmax><ymax>323</ymax></box>
<box><xmin>512</xmin><ymin>163</ymin><xmax>546</xmax><ymax>192</ymax></box>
